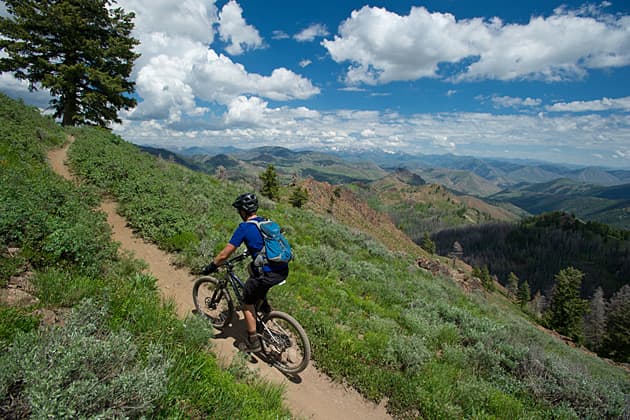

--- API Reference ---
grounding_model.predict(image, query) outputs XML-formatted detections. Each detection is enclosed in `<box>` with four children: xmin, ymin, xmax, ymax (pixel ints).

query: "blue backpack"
<box><xmin>247</xmin><ymin>218</ymin><xmax>293</xmax><ymax>266</ymax></box>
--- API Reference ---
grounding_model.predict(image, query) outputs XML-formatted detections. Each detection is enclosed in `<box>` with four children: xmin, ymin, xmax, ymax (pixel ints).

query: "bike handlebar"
<box><xmin>222</xmin><ymin>250</ymin><xmax>249</xmax><ymax>268</ymax></box>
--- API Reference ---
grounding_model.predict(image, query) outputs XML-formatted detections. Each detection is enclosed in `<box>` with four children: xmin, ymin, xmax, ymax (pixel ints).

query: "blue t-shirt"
<box><xmin>229</xmin><ymin>217</ymin><xmax>288</xmax><ymax>273</ymax></box>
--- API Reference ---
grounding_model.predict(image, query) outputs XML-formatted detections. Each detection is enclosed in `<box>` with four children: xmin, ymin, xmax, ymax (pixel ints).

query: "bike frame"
<box><xmin>220</xmin><ymin>252</ymin><xmax>264</xmax><ymax>318</ymax></box>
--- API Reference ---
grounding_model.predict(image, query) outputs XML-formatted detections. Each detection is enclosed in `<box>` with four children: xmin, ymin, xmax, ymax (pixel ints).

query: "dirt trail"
<box><xmin>47</xmin><ymin>139</ymin><xmax>390</xmax><ymax>420</ymax></box>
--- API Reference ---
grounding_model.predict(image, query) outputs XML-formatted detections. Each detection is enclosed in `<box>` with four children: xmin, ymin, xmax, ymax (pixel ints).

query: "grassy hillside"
<box><xmin>0</xmin><ymin>94</ymin><xmax>289</xmax><ymax>418</ymax></box>
<box><xmin>414</xmin><ymin>167</ymin><xmax>503</xmax><ymax>197</ymax></box>
<box><xmin>348</xmin><ymin>172</ymin><xmax>521</xmax><ymax>241</ymax></box>
<box><xmin>299</xmin><ymin>178</ymin><xmax>424</xmax><ymax>255</ymax></box>
<box><xmin>64</xmin><ymin>127</ymin><xmax>630</xmax><ymax>417</ymax></box>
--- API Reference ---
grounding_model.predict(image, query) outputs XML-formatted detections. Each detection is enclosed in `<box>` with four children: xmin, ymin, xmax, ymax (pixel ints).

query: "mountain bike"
<box><xmin>192</xmin><ymin>251</ymin><xmax>311</xmax><ymax>375</ymax></box>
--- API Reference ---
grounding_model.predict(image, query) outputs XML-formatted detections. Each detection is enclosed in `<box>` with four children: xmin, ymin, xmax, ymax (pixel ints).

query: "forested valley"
<box><xmin>431</xmin><ymin>211</ymin><xmax>630</xmax><ymax>361</ymax></box>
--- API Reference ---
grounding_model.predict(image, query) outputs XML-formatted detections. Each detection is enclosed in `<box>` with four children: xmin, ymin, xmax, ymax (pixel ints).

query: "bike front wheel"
<box><xmin>259</xmin><ymin>311</ymin><xmax>311</xmax><ymax>375</ymax></box>
<box><xmin>192</xmin><ymin>276</ymin><xmax>234</xmax><ymax>329</ymax></box>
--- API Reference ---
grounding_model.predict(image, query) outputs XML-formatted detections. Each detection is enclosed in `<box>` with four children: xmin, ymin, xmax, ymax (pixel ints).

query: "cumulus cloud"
<box><xmin>294</xmin><ymin>23</ymin><xmax>329</xmax><ymax>42</ymax></box>
<box><xmin>299</xmin><ymin>59</ymin><xmax>312</xmax><ymax>68</ymax></box>
<box><xmin>218</xmin><ymin>0</ymin><xmax>264</xmax><ymax>55</ymax></box>
<box><xmin>322</xmin><ymin>4</ymin><xmax>630</xmax><ymax>85</ymax></box>
<box><xmin>114</xmin><ymin>0</ymin><xmax>318</xmax><ymax>122</ymax></box>
<box><xmin>547</xmin><ymin>96</ymin><xmax>630</xmax><ymax>112</ymax></box>
<box><xmin>224</xmin><ymin>95</ymin><xmax>268</xmax><ymax>125</ymax></box>
<box><xmin>491</xmin><ymin>96</ymin><xmax>542</xmax><ymax>109</ymax></box>
<box><xmin>117</xmin><ymin>0</ymin><xmax>217</xmax><ymax>51</ymax></box>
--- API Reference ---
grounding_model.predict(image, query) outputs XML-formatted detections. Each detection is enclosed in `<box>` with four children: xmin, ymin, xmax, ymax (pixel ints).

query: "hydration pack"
<box><xmin>247</xmin><ymin>218</ymin><xmax>293</xmax><ymax>266</ymax></box>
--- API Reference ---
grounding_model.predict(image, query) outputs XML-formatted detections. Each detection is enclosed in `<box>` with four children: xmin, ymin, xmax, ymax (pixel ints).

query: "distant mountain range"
<box><xmin>141</xmin><ymin>144</ymin><xmax>630</xmax><ymax>230</ymax></box>
<box><xmin>332</xmin><ymin>149</ymin><xmax>630</xmax><ymax>190</ymax></box>
<box><xmin>141</xmin><ymin>145</ymin><xmax>387</xmax><ymax>184</ymax></box>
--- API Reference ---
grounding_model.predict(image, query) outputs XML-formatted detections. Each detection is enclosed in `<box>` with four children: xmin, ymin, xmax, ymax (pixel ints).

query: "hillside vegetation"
<box><xmin>348</xmin><ymin>171</ymin><xmax>521</xmax><ymax>241</ymax></box>
<box><xmin>0</xmin><ymin>94</ymin><xmax>289</xmax><ymax>418</ymax></box>
<box><xmin>1</xmin><ymin>94</ymin><xmax>629</xmax><ymax>418</ymax></box>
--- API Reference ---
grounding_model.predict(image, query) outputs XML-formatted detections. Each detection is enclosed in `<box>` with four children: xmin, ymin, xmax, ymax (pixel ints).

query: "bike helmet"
<box><xmin>232</xmin><ymin>192</ymin><xmax>258</xmax><ymax>214</ymax></box>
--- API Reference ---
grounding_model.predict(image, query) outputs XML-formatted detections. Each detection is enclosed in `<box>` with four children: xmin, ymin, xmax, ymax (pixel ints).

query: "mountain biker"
<box><xmin>202</xmin><ymin>192</ymin><xmax>289</xmax><ymax>353</ymax></box>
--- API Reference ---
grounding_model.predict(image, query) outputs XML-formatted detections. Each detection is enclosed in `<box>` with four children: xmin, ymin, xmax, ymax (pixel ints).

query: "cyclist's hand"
<box><xmin>201</xmin><ymin>262</ymin><xmax>219</xmax><ymax>275</ymax></box>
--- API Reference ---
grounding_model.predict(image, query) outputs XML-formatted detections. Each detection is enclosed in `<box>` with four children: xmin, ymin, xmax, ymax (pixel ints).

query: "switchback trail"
<box><xmin>48</xmin><ymin>138</ymin><xmax>390</xmax><ymax>420</ymax></box>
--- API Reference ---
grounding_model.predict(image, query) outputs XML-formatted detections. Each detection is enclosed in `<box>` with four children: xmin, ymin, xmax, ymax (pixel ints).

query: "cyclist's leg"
<box><xmin>258</xmin><ymin>268</ymin><xmax>289</xmax><ymax>313</ymax></box>
<box><xmin>242</xmin><ymin>276</ymin><xmax>268</xmax><ymax>352</ymax></box>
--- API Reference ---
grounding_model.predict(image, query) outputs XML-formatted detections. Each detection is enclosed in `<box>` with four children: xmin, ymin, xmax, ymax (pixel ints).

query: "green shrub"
<box><xmin>0</xmin><ymin>299</ymin><xmax>170</xmax><ymax>419</ymax></box>
<box><xmin>164</xmin><ymin>230</ymin><xmax>199</xmax><ymax>252</ymax></box>
<box><xmin>0</xmin><ymin>306</ymin><xmax>39</xmax><ymax>347</ymax></box>
<box><xmin>0</xmin><ymin>252</ymin><xmax>26</xmax><ymax>288</ymax></box>
<box><xmin>32</xmin><ymin>269</ymin><xmax>105</xmax><ymax>307</ymax></box>
<box><xmin>385</xmin><ymin>334</ymin><xmax>432</xmax><ymax>375</ymax></box>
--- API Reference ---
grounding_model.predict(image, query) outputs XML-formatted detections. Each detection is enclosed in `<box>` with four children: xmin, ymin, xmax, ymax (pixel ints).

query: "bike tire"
<box><xmin>259</xmin><ymin>311</ymin><xmax>311</xmax><ymax>375</ymax></box>
<box><xmin>192</xmin><ymin>276</ymin><xmax>234</xmax><ymax>329</ymax></box>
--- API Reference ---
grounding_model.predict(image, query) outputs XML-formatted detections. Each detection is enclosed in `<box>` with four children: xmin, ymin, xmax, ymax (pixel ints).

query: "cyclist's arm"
<box><xmin>213</xmin><ymin>243</ymin><xmax>237</xmax><ymax>266</ymax></box>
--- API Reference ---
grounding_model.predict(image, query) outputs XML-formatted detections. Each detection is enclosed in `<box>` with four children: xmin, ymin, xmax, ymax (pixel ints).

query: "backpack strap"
<box><xmin>246</xmin><ymin>218</ymin><xmax>267</xmax><ymax>266</ymax></box>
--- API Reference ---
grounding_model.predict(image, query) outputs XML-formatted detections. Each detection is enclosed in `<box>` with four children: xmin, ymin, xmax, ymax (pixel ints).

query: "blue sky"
<box><xmin>1</xmin><ymin>0</ymin><xmax>629</xmax><ymax>167</ymax></box>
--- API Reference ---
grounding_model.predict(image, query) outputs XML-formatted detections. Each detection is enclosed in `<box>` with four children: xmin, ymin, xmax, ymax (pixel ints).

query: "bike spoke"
<box><xmin>192</xmin><ymin>277</ymin><xmax>233</xmax><ymax>329</ymax></box>
<box><xmin>259</xmin><ymin>312</ymin><xmax>310</xmax><ymax>374</ymax></box>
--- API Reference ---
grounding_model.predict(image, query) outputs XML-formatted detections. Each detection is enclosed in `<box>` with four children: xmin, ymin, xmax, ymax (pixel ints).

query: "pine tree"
<box><xmin>517</xmin><ymin>280</ymin><xmax>531</xmax><ymax>308</ymax></box>
<box><xmin>602</xmin><ymin>285</ymin><xmax>630</xmax><ymax>363</ymax></box>
<box><xmin>289</xmin><ymin>186</ymin><xmax>308</xmax><ymax>208</ymax></box>
<box><xmin>260</xmin><ymin>164</ymin><xmax>280</xmax><ymax>201</ymax></box>
<box><xmin>507</xmin><ymin>272</ymin><xmax>519</xmax><ymax>298</ymax></box>
<box><xmin>481</xmin><ymin>265</ymin><xmax>494</xmax><ymax>291</ymax></box>
<box><xmin>420</xmin><ymin>232</ymin><xmax>436</xmax><ymax>255</ymax></box>
<box><xmin>544</xmin><ymin>267</ymin><xmax>588</xmax><ymax>342</ymax></box>
<box><xmin>584</xmin><ymin>287</ymin><xmax>606</xmax><ymax>352</ymax></box>
<box><xmin>0</xmin><ymin>0</ymin><xmax>139</xmax><ymax>126</ymax></box>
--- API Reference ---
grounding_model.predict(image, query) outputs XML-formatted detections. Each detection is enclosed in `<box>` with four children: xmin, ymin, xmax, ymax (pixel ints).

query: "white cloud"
<box><xmin>338</xmin><ymin>86</ymin><xmax>366</xmax><ymax>92</ymax></box>
<box><xmin>322</xmin><ymin>4</ymin><xmax>630</xmax><ymax>85</ymax></box>
<box><xmin>272</xmin><ymin>30</ymin><xmax>290</xmax><ymax>40</ymax></box>
<box><xmin>491</xmin><ymin>96</ymin><xmax>542</xmax><ymax>109</ymax></box>
<box><xmin>294</xmin><ymin>23</ymin><xmax>329</xmax><ymax>42</ymax></box>
<box><xmin>224</xmin><ymin>95</ymin><xmax>268</xmax><ymax>125</ymax></box>
<box><xmin>114</xmin><ymin>0</ymin><xmax>318</xmax><ymax>121</ymax></box>
<box><xmin>117</xmin><ymin>0</ymin><xmax>217</xmax><ymax>50</ymax></box>
<box><xmin>0</xmin><ymin>73</ymin><xmax>53</xmax><ymax>109</ymax></box>
<box><xmin>218</xmin><ymin>0</ymin><xmax>264</xmax><ymax>55</ymax></box>
<box><xmin>299</xmin><ymin>59</ymin><xmax>312</xmax><ymax>68</ymax></box>
<box><xmin>547</xmin><ymin>96</ymin><xmax>630</xmax><ymax>112</ymax></box>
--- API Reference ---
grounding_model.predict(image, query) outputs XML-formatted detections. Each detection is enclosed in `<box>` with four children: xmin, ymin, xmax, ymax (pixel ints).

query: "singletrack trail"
<box><xmin>48</xmin><ymin>139</ymin><xmax>390</xmax><ymax>420</ymax></box>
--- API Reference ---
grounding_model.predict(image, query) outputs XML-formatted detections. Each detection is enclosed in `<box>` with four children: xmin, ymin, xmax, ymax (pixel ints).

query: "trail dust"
<box><xmin>47</xmin><ymin>138</ymin><xmax>390</xmax><ymax>420</ymax></box>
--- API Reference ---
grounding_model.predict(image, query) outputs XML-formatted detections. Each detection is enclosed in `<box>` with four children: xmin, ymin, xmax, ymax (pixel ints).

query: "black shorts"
<box><xmin>242</xmin><ymin>267</ymin><xmax>288</xmax><ymax>305</ymax></box>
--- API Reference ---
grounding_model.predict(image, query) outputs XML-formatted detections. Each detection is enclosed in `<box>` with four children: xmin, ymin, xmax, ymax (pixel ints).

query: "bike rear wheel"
<box><xmin>258</xmin><ymin>311</ymin><xmax>311</xmax><ymax>375</ymax></box>
<box><xmin>192</xmin><ymin>276</ymin><xmax>234</xmax><ymax>329</ymax></box>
